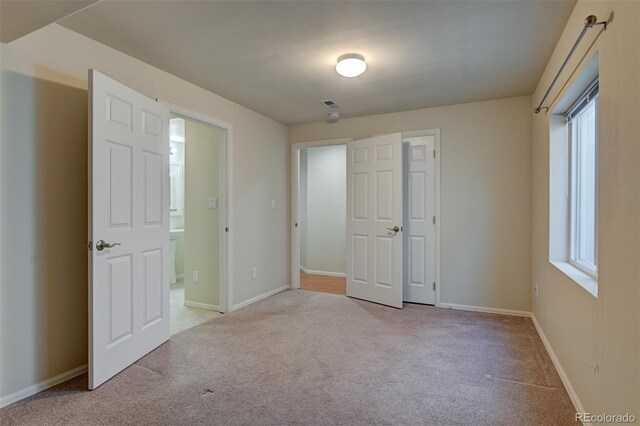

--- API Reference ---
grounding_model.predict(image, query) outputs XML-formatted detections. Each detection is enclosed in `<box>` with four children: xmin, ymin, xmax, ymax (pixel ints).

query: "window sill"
<box><xmin>550</xmin><ymin>261</ymin><xmax>598</xmax><ymax>298</ymax></box>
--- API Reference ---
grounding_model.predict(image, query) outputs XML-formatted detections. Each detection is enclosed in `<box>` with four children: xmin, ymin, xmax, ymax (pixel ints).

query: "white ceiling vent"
<box><xmin>321</xmin><ymin>100</ymin><xmax>339</xmax><ymax>109</ymax></box>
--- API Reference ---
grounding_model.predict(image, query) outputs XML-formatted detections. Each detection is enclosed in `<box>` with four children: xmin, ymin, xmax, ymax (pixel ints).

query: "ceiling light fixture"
<box><xmin>327</xmin><ymin>111</ymin><xmax>341</xmax><ymax>123</ymax></box>
<box><xmin>336</xmin><ymin>53</ymin><xmax>366</xmax><ymax>77</ymax></box>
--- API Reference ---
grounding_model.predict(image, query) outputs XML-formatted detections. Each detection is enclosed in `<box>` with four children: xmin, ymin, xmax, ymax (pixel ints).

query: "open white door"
<box><xmin>89</xmin><ymin>70</ymin><xmax>170</xmax><ymax>389</ymax></box>
<box><xmin>346</xmin><ymin>133</ymin><xmax>403</xmax><ymax>308</ymax></box>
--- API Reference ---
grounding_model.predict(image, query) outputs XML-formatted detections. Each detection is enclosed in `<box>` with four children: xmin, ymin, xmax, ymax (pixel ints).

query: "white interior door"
<box><xmin>346</xmin><ymin>133</ymin><xmax>403</xmax><ymax>308</ymax></box>
<box><xmin>89</xmin><ymin>70</ymin><xmax>170</xmax><ymax>389</ymax></box>
<box><xmin>403</xmin><ymin>136</ymin><xmax>436</xmax><ymax>304</ymax></box>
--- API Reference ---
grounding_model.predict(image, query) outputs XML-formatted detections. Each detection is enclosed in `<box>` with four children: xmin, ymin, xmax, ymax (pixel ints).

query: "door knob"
<box><xmin>95</xmin><ymin>240</ymin><xmax>121</xmax><ymax>252</ymax></box>
<box><xmin>385</xmin><ymin>226</ymin><xmax>400</xmax><ymax>233</ymax></box>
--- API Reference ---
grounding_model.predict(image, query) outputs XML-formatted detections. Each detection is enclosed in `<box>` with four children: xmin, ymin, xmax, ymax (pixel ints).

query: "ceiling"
<box><xmin>0</xmin><ymin>0</ymin><xmax>99</xmax><ymax>43</ymax></box>
<box><xmin>56</xmin><ymin>0</ymin><xmax>575</xmax><ymax>125</ymax></box>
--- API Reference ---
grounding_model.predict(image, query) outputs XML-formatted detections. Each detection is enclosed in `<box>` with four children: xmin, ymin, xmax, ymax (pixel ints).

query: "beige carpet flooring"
<box><xmin>0</xmin><ymin>290</ymin><xmax>576</xmax><ymax>425</ymax></box>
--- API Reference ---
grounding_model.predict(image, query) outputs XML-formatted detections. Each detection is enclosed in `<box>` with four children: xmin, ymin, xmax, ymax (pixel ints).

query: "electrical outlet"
<box><xmin>193</xmin><ymin>270</ymin><xmax>199</xmax><ymax>283</ymax></box>
<box><xmin>534</xmin><ymin>283</ymin><xmax>539</xmax><ymax>299</ymax></box>
<box><xmin>251</xmin><ymin>267</ymin><xmax>257</xmax><ymax>279</ymax></box>
<box><xmin>271</xmin><ymin>199</ymin><xmax>276</xmax><ymax>209</ymax></box>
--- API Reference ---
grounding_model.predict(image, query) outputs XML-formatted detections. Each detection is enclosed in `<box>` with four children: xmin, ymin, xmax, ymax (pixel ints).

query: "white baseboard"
<box><xmin>0</xmin><ymin>364</ymin><xmax>87</xmax><ymax>409</ymax></box>
<box><xmin>299</xmin><ymin>266</ymin><xmax>346</xmax><ymax>278</ymax></box>
<box><xmin>439</xmin><ymin>302</ymin><xmax>532</xmax><ymax>317</ymax></box>
<box><xmin>531</xmin><ymin>314</ymin><xmax>585</xmax><ymax>416</ymax></box>
<box><xmin>183</xmin><ymin>301</ymin><xmax>220</xmax><ymax>312</ymax></box>
<box><xmin>232</xmin><ymin>285</ymin><xmax>289</xmax><ymax>311</ymax></box>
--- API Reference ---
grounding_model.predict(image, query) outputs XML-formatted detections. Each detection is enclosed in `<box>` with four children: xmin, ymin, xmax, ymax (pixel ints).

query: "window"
<box><xmin>548</xmin><ymin>59</ymin><xmax>598</xmax><ymax>295</ymax></box>
<box><xmin>567</xmin><ymin>80</ymin><xmax>598</xmax><ymax>276</ymax></box>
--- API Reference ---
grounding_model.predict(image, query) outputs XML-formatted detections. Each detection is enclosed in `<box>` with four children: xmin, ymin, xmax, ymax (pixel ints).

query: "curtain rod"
<box><xmin>533</xmin><ymin>15</ymin><xmax>608</xmax><ymax>114</ymax></box>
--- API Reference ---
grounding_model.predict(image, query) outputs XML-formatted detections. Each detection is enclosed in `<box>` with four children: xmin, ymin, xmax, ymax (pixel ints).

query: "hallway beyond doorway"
<box><xmin>299</xmin><ymin>270</ymin><xmax>346</xmax><ymax>295</ymax></box>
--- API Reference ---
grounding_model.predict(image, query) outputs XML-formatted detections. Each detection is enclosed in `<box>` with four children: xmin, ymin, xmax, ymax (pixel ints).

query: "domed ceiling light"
<box><xmin>336</xmin><ymin>53</ymin><xmax>367</xmax><ymax>77</ymax></box>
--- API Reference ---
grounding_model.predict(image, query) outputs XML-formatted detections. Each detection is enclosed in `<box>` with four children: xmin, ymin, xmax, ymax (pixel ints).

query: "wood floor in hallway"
<box><xmin>299</xmin><ymin>270</ymin><xmax>346</xmax><ymax>295</ymax></box>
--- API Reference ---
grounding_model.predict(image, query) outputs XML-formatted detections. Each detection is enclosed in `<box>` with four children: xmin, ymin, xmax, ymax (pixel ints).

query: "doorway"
<box><xmin>298</xmin><ymin>145</ymin><xmax>347</xmax><ymax>295</ymax></box>
<box><xmin>168</xmin><ymin>113</ymin><xmax>230</xmax><ymax>335</ymax></box>
<box><xmin>88</xmin><ymin>71</ymin><xmax>235</xmax><ymax>389</ymax></box>
<box><xmin>291</xmin><ymin>131</ymin><xmax>440</xmax><ymax>307</ymax></box>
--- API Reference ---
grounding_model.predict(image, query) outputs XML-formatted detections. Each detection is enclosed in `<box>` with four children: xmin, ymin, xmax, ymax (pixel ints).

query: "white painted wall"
<box><xmin>289</xmin><ymin>96</ymin><xmax>533</xmax><ymax>312</ymax></box>
<box><xmin>0</xmin><ymin>23</ymin><xmax>289</xmax><ymax>401</ymax></box>
<box><xmin>299</xmin><ymin>145</ymin><xmax>346</xmax><ymax>275</ymax></box>
<box><xmin>531</xmin><ymin>0</ymin><xmax>639</xmax><ymax>416</ymax></box>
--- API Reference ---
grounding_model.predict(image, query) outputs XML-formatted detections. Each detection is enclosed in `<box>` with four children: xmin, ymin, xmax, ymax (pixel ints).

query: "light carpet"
<box><xmin>0</xmin><ymin>290</ymin><xmax>576</xmax><ymax>425</ymax></box>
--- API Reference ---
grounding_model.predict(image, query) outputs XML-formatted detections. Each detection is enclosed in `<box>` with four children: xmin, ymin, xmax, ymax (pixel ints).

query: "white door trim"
<box><xmin>402</xmin><ymin>129</ymin><xmax>441</xmax><ymax>307</ymax></box>
<box><xmin>157</xmin><ymin>100</ymin><xmax>234</xmax><ymax>314</ymax></box>
<box><xmin>290</xmin><ymin>138</ymin><xmax>352</xmax><ymax>290</ymax></box>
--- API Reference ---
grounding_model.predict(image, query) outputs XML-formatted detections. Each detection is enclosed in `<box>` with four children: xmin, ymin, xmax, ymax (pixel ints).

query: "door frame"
<box><xmin>158</xmin><ymin>100</ymin><xmax>234</xmax><ymax>314</ymax></box>
<box><xmin>401</xmin><ymin>129</ymin><xmax>442</xmax><ymax>307</ymax></box>
<box><xmin>290</xmin><ymin>130</ymin><xmax>441</xmax><ymax>307</ymax></box>
<box><xmin>290</xmin><ymin>138</ymin><xmax>352</xmax><ymax>290</ymax></box>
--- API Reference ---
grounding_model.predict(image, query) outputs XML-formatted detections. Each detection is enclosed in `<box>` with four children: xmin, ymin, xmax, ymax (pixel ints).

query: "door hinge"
<box><xmin>433</xmin><ymin>149</ymin><xmax>436</xmax><ymax>159</ymax></box>
<box><xmin>225</xmin><ymin>227</ymin><xmax>229</xmax><ymax>233</ymax></box>
<box><xmin>87</xmin><ymin>241</ymin><xmax>92</xmax><ymax>251</ymax></box>
<box><xmin>432</xmin><ymin>216</ymin><xmax>436</xmax><ymax>225</ymax></box>
<box><xmin>295</xmin><ymin>222</ymin><xmax>298</xmax><ymax>228</ymax></box>
<box><xmin>433</xmin><ymin>282</ymin><xmax>436</xmax><ymax>291</ymax></box>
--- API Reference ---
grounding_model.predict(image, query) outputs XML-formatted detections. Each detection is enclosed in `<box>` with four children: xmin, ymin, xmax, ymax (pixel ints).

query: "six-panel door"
<box><xmin>89</xmin><ymin>70</ymin><xmax>170</xmax><ymax>389</ymax></box>
<box><xmin>403</xmin><ymin>136</ymin><xmax>436</xmax><ymax>304</ymax></box>
<box><xmin>346</xmin><ymin>133</ymin><xmax>403</xmax><ymax>308</ymax></box>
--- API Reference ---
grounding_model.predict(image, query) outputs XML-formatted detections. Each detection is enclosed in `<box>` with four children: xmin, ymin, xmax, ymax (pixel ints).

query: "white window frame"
<box><xmin>567</xmin><ymin>87</ymin><xmax>599</xmax><ymax>278</ymax></box>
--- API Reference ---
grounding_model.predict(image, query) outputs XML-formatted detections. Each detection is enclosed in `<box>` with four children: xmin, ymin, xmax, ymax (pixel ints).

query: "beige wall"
<box><xmin>184</xmin><ymin>119</ymin><xmax>222</xmax><ymax>307</ymax></box>
<box><xmin>531</xmin><ymin>0</ymin><xmax>639</xmax><ymax>416</ymax></box>
<box><xmin>0</xmin><ymin>24</ymin><xmax>289</xmax><ymax>400</ymax></box>
<box><xmin>290</xmin><ymin>95</ymin><xmax>533</xmax><ymax>312</ymax></box>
